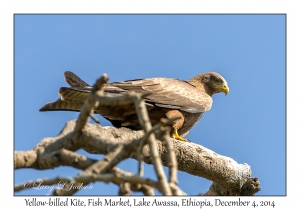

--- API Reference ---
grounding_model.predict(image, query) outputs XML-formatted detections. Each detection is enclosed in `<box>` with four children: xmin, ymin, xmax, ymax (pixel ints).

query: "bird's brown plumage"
<box><xmin>40</xmin><ymin>71</ymin><xmax>229</xmax><ymax>140</ymax></box>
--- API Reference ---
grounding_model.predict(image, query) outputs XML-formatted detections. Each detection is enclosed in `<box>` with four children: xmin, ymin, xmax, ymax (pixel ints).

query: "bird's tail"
<box><xmin>39</xmin><ymin>71</ymin><xmax>92</xmax><ymax>112</ymax></box>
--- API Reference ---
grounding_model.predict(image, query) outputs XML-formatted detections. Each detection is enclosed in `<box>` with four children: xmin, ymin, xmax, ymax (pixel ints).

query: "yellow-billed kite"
<box><xmin>40</xmin><ymin>71</ymin><xmax>229</xmax><ymax>142</ymax></box>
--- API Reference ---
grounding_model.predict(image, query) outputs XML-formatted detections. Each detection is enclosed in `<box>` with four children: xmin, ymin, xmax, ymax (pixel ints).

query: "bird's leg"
<box><xmin>165</xmin><ymin>110</ymin><xmax>189</xmax><ymax>142</ymax></box>
<box><xmin>173</xmin><ymin>129</ymin><xmax>189</xmax><ymax>142</ymax></box>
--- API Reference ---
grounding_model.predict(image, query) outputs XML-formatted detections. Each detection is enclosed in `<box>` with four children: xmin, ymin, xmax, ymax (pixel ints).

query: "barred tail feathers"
<box><xmin>39</xmin><ymin>87</ymin><xmax>90</xmax><ymax>112</ymax></box>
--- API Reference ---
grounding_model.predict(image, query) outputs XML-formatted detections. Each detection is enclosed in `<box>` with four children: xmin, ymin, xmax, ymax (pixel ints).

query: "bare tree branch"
<box><xmin>158</xmin><ymin>126</ymin><xmax>178</xmax><ymax>185</ymax></box>
<box><xmin>111</xmin><ymin>167</ymin><xmax>155</xmax><ymax>196</ymax></box>
<box><xmin>136</xmin><ymin>117</ymin><xmax>179</xmax><ymax>177</ymax></box>
<box><xmin>133</xmin><ymin>95</ymin><xmax>172</xmax><ymax>195</ymax></box>
<box><xmin>14</xmin><ymin>120</ymin><xmax>256</xmax><ymax>194</ymax></box>
<box><xmin>15</xmin><ymin>148</ymin><xmax>155</xmax><ymax>195</ymax></box>
<box><xmin>119</xmin><ymin>182</ymin><xmax>131</xmax><ymax>196</ymax></box>
<box><xmin>74</xmin><ymin>73</ymin><xmax>108</xmax><ymax>132</ymax></box>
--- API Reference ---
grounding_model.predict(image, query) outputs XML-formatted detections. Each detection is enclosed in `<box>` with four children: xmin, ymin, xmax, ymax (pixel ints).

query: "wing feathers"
<box><xmin>110</xmin><ymin>78</ymin><xmax>211</xmax><ymax>113</ymax></box>
<box><xmin>59</xmin><ymin>87</ymin><xmax>90</xmax><ymax>102</ymax></box>
<box><xmin>40</xmin><ymin>72</ymin><xmax>212</xmax><ymax>114</ymax></box>
<box><xmin>64</xmin><ymin>71</ymin><xmax>90</xmax><ymax>87</ymax></box>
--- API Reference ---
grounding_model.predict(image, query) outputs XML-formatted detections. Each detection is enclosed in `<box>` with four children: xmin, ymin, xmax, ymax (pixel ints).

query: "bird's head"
<box><xmin>202</xmin><ymin>72</ymin><xmax>229</xmax><ymax>96</ymax></box>
<box><xmin>189</xmin><ymin>72</ymin><xmax>229</xmax><ymax>96</ymax></box>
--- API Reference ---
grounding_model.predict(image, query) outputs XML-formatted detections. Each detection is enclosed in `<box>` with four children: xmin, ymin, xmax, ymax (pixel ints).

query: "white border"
<box><xmin>3</xmin><ymin>0</ymin><xmax>297</xmax><ymax>208</ymax></box>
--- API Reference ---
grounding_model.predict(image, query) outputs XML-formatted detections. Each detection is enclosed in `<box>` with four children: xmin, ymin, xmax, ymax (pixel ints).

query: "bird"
<box><xmin>40</xmin><ymin>71</ymin><xmax>229</xmax><ymax>142</ymax></box>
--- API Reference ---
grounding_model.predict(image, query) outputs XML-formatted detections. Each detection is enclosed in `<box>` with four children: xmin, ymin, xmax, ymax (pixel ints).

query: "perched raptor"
<box><xmin>40</xmin><ymin>71</ymin><xmax>229</xmax><ymax>142</ymax></box>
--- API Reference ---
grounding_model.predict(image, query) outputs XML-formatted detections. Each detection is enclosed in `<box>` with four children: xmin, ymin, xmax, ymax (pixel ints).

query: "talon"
<box><xmin>173</xmin><ymin>129</ymin><xmax>189</xmax><ymax>142</ymax></box>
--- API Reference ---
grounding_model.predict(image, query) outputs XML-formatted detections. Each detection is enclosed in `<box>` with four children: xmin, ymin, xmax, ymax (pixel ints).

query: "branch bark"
<box><xmin>15</xmin><ymin>120</ymin><xmax>259</xmax><ymax>195</ymax></box>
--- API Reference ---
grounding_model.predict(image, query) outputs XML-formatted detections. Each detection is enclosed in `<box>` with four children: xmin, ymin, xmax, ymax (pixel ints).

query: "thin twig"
<box><xmin>53</xmin><ymin>145</ymin><xmax>124</xmax><ymax>195</ymax></box>
<box><xmin>119</xmin><ymin>182</ymin><xmax>131</xmax><ymax>196</ymax></box>
<box><xmin>82</xmin><ymin>145</ymin><xmax>124</xmax><ymax>175</ymax></box>
<box><xmin>133</xmin><ymin>94</ymin><xmax>172</xmax><ymax>195</ymax></box>
<box><xmin>74</xmin><ymin>74</ymin><xmax>108</xmax><ymax>132</ymax></box>
<box><xmin>169</xmin><ymin>183</ymin><xmax>188</xmax><ymax>195</ymax></box>
<box><xmin>89</xmin><ymin>114</ymin><xmax>100</xmax><ymax>124</ymax></box>
<box><xmin>136</xmin><ymin>117</ymin><xmax>180</xmax><ymax>176</ymax></box>
<box><xmin>159</xmin><ymin>126</ymin><xmax>178</xmax><ymax>185</ymax></box>
<box><xmin>138</xmin><ymin>158</ymin><xmax>144</xmax><ymax>177</ymax></box>
<box><xmin>110</xmin><ymin>167</ymin><xmax>155</xmax><ymax>196</ymax></box>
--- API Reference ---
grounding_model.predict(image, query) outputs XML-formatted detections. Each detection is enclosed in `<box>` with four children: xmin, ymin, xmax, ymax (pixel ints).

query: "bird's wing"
<box><xmin>40</xmin><ymin>73</ymin><xmax>212</xmax><ymax>114</ymax></box>
<box><xmin>109</xmin><ymin>78</ymin><xmax>212</xmax><ymax>113</ymax></box>
<box><xmin>64</xmin><ymin>71</ymin><xmax>90</xmax><ymax>87</ymax></box>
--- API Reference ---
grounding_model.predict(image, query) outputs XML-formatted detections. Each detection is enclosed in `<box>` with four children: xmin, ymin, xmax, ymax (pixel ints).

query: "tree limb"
<box><xmin>14</xmin><ymin>120</ymin><xmax>258</xmax><ymax>195</ymax></box>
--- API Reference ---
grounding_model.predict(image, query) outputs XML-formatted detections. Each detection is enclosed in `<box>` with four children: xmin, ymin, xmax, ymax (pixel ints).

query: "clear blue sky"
<box><xmin>14</xmin><ymin>14</ymin><xmax>285</xmax><ymax>196</ymax></box>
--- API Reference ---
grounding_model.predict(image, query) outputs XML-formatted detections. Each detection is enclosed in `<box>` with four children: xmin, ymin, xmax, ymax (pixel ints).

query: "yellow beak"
<box><xmin>214</xmin><ymin>83</ymin><xmax>229</xmax><ymax>95</ymax></box>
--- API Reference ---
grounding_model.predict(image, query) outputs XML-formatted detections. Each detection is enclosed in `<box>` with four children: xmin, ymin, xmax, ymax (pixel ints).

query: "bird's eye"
<box><xmin>212</xmin><ymin>76</ymin><xmax>219</xmax><ymax>83</ymax></box>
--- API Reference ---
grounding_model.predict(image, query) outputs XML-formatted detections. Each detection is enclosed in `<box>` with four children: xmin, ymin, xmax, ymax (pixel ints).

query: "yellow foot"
<box><xmin>172</xmin><ymin>129</ymin><xmax>189</xmax><ymax>142</ymax></box>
